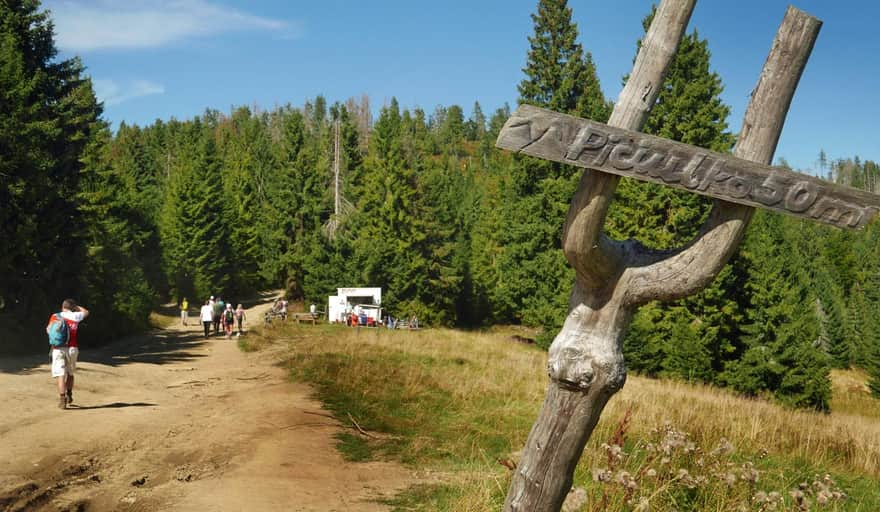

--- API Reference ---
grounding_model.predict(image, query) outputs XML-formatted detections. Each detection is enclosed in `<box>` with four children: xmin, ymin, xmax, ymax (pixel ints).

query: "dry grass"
<box><xmin>829</xmin><ymin>368</ymin><xmax>880</xmax><ymax>421</ymax></box>
<box><xmin>245</xmin><ymin>324</ymin><xmax>880</xmax><ymax>510</ymax></box>
<box><xmin>601</xmin><ymin>374</ymin><xmax>880</xmax><ymax>477</ymax></box>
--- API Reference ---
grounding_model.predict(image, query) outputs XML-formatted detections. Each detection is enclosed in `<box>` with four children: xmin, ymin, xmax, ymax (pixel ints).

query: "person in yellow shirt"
<box><xmin>180</xmin><ymin>297</ymin><xmax>189</xmax><ymax>326</ymax></box>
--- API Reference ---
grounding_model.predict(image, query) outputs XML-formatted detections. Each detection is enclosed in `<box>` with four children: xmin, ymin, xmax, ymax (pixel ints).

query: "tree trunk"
<box><xmin>502</xmin><ymin>4</ymin><xmax>821</xmax><ymax>511</ymax></box>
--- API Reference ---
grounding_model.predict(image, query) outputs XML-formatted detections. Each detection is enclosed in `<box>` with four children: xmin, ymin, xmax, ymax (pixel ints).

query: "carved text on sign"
<box><xmin>497</xmin><ymin>105</ymin><xmax>880</xmax><ymax>229</ymax></box>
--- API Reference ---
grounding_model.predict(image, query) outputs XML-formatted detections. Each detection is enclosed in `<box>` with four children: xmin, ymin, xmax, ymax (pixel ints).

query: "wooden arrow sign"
<box><xmin>497</xmin><ymin>104</ymin><xmax>880</xmax><ymax>229</ymax></box>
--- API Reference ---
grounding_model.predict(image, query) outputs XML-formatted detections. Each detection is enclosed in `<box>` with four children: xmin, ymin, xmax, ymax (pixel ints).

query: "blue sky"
<box><xmin>46</xmin><ymin>0</ymin><xmax>879</xmax><ymax>172</ymax></box>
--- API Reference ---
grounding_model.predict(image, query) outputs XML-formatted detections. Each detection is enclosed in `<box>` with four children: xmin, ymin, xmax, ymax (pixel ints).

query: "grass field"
<box><xmin>241</xmin><ymin>323</ymin><xmax>880</xmax><ymax>511</ymax></box>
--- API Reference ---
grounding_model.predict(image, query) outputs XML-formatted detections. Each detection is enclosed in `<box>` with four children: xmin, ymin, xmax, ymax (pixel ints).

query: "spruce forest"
<box><xmin>3</xmin><ymin>0</ymin><xmax>880</xmax><ymax>412</ymax></box>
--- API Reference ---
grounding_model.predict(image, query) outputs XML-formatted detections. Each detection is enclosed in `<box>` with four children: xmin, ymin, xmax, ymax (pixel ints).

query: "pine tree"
<box><xmin>845</xmin><ymin>283</ymin><xmax>872</xmax><ymax>364</ymax></box>
<box><xmin>804</xmin><ymin>224</ymin><xmax>855</xmax><ymax>368</ymax></box>
<box><xmin>400</xmin><ymin>107</ymin><xmax>431</xmax><ymax>169</ymax></box>
<box><xmin>467</xmin><ymin>105</ymin><xmax>514</xmax><ymax>325</ymax></box>
<box><xmin>107</xmin><ymin>123</ymin><xmax>165</xmax><ymax>294</ymax></box>
<box><xmin>158</xmin><ymin>121</ymin><xmax>233</xmax><ymax>300</ymax></box>
<box><xmin>856</xmin><ymin>221</ymin><xmax>880</xmax><ymax>394</ymax></box>
<box><xmin>439</xmin><ymin>104</ymin><xmax>465</xmax><ymax>156</ymax></box>
<box><xmin>478</xmin><ymin>103</ymin><xmax>510</xmax><ymax>159</ymax></box>
<box><xmin>158</xmin><ymin>122</ymin><xmax>201</xmax><ymax>299</ymax></box>
<box><xmin>723</xmin><ymin>213</ymin><xmax>832</xmax><ymax>411</ymax></box>
<box><xmin>190</xmin><ymin>131</ymin><xmax>233</xmax><ymax>298</ymax></box>
<box><xmin>817</xmin><ymin>288</ymin><xmax>849</xmax><ymax>368</ymax></box>
<box><xmin>466</xmin><ymin>101</ymin><xmax>487</xmax><ymax>142</ymax></box>
<box><xmin>1</xmin><ymin>0</ymin><xmax>103</xmax><ymax>349</ymax></box>
<box><xmin>78</xmin><ymin>123</ymin><xmax>156</xmax><ymax>337</ymax></box>
<box><xmin>865</xmin><ymin>274</ymin><xmax>880</xmax><ymax>397</ymax></box>
<box><xmin>348</xmin><ymin>98</ymin><xmax>422</xmax><ymax>313</ymax></box>
<box><xmin>217</xmin><ymin>107</ymin><xmax>274</xmax><ymax>294</ymax></box>
<box><xmin>867</xmin><ymin>341</ymin><xmax>880</xmax><ymax>398</ymax></box>
<box><xmin>406</xmin><ymin>155</ymin><xmax>466</xmax><ymax>325</ymax></box>
<box><xmin>817</xmin><ymin>149</ymin><xmax>829</xmax><ymax>179</ymax></box>
<box><xmin>263</xmin><ymin>106</ymin><xmax>307</xmax><ymax>285</ymax></box>
<box><xmin>518</xmin><ymin>0</ymin><xmax>609</xmax><ymax>119</ymax></box>
<box><xmin>492</xmin><ymin>0</ymin><xmax>609</xmax><ymax>338</ymax></box>
<box><xmin>514</xmin><ymin>0</ymin><xmax>610</xmax><ymax>189</ymax></box>
<box><xmin>293</xmin><ymin>101</ymin><xmax>357</xmax><ymax>299</ymax></box>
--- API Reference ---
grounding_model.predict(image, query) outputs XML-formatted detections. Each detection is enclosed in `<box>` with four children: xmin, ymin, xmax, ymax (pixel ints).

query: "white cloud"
<box><xmin>94</xmin><ymin>78</ymin><xmax>165</xmax><ymax>106</ymax></box>
<box><xmin>47</xmin><ymin>0</ymin><xmax>299</xmax><ymax>52</ymax></box>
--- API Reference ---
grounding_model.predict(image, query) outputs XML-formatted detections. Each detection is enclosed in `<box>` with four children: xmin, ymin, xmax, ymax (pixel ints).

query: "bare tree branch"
<box><xmin>561</xmin><ymin>0</ymin><xmax>697</xmax><ymax>290</ymax></box>
<box><xmin>622</xmin><ymin>6</ymin><xmax>822</xmax><ymax>307</ymax></box>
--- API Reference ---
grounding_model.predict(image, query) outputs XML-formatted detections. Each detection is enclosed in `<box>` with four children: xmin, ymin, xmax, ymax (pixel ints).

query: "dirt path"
<box><xmin>0</xmin><ymin>296</ymin><xmax>414</xmax><ymax>511</ymax></box>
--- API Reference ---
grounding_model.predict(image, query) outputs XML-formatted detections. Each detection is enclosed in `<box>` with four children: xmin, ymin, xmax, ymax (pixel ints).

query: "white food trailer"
<box><xmin>328</xmin><ymin>287</ymin><xmax>382</xmax><ymax>325</ymax></box>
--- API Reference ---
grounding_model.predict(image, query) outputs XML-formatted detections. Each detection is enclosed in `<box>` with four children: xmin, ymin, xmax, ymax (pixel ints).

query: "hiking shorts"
<box><xmin>51</xmin><ymin>346</ymin><xmax>78</xmax><ymax>377</ymax></box>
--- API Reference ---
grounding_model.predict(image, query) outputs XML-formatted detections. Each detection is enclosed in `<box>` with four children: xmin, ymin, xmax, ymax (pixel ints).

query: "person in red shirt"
<box><xmin>46</xmin><ymin>299</ymin><xmax>89</xmax><ymax>409</ymax></box>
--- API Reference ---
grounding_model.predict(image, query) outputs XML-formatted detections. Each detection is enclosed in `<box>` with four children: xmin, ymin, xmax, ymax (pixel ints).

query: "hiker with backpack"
<box><xmin>279</xmin><ymin>299</ymin><xmax>288</xmax><ymax>321</ymax></box>
<box><xmin>223</xmin><ymin>303</ymin><xmax>236</xmax><ymax>339</ymax></box>
<box><xmin>46</xmin><ymin>300</ymin><xmax>89</xmax><ymax>409</ymax></box>
<box><xmin>212</xmin><ymin>296</ymin><xmax>225</xmax><ymax>335</ymax></box>
<box><xmin>234</xmin><ymin>304</ymin><xmax>246</xmax><ymax>336</ymax></box>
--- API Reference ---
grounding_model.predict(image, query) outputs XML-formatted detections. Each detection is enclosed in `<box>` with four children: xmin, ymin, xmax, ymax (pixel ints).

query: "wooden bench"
<box><xmin>291</xmin><ymin>313</ymin><xmax>319</xmax><ymax>325</ymax></box>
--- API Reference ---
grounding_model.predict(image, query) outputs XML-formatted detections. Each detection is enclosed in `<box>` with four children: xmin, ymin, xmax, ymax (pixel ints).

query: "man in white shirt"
<box><xmin>46</xmin><ymin>299</ymin><xmax>89</xmax><ymax>409</ymax></box>
<box><xmin>200</xmin><ymin>299</ymin><xmax>214</xmax><ymax>338</ymax></box>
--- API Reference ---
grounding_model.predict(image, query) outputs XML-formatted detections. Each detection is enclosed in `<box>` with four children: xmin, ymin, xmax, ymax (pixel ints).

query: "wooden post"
<box><xmin>500</xmin><ymin>4</ymin><xmax>823</xmax><ymax>511</ymax></box>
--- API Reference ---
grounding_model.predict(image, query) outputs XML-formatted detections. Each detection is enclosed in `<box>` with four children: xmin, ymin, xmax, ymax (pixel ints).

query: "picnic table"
<box><xmin>291</xmin><ymin>312</ymin><xmax>319</xmax><ymax>325</ymax></box>
<box><xmin>264</xmin><ymin>310</ymin><xmax>321</xmax><ymax>326</ymax></box>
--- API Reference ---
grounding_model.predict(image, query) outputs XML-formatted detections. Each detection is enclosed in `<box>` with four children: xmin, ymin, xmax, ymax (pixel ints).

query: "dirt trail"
<box><xmin>0</xmin><ymin>296</ymin><xmax>414</xmax><ymax>511</ymax></box>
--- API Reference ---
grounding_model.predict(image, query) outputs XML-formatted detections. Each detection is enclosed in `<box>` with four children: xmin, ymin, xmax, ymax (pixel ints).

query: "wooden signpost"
<box><xmin>495</xmin><ymin>1</ymin><xmax>880</xmax><ymax>511</ymax></box>
<box><xmin>498</xmin><ymin>105</ymin><xmax>880</xmax><ymax>230</ymax></box>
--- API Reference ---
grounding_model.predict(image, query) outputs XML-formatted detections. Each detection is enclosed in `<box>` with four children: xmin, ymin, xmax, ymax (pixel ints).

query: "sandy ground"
<box><xmin>0</xmin><ymin>296</ymin><xmax>414</xmax><ymax>511</ymax></box>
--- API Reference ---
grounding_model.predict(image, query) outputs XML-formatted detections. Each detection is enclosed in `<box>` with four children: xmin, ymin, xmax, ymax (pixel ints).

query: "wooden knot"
<box><xmin>548</xmin><ymin>348</ymin><xmax>595</xmax><ymax>391</ymax></box>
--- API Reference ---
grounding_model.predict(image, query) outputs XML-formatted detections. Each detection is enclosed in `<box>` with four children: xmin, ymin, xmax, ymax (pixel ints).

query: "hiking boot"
<box><xmin>58</xmin><ymin>394</ymin><xmax>67</xmax><ymax>409</ymax></box>
<box><xmin>66</xmin><ymin>391</ymin><xmax>73</xmax><ymax>405</ymax></box>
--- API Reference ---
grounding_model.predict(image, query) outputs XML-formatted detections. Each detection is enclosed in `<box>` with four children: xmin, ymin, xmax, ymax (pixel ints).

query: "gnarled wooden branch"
<box><xmin>623</xmin><ymin>6</ymin><xmax>821</xmax><ymax>306</ymax></box>
<box><xmin>561</xmin><ymin>0</ymin><xmax>697</xmax><ymax>290</ymax></box>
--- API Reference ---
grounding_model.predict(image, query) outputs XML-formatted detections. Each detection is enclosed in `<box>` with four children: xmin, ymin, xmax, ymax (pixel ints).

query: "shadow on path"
<box><xmin>89</xmin><ymin>329</ymin><xmax>210</xmax><ymax>368</ymax></box>
<box><xmin>0</xmin><ymin>290</ymin><xmax>280</xmax><ymax>375</ymax></box>
<box><xmin>66</xmin><ymin>402</ymin><xmax>158</xmax><ymax>410</ymax></box>
<box><xmin>0</xmin><ymin>328</ymin><xmax>211</xmax><ymax>375</ymax></box>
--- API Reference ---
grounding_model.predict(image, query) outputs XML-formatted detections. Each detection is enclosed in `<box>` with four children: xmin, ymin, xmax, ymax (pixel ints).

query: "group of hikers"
<box><xmin>181</xmin><ymin>296</ymin><xmax>247</xmax><ymax>339</ymax></box>
<box><xmin>269</xmin><ymin>298</ymin><xmax>289</xmax><ymax>321</ymax></box>
<box><xmin>384</xmin><ymin>314</ymin><xmax>419</xmax><ymax>329</ymax></box>
<box><xmin>44</xmin><ymin>295</ymin><xmax>413</xmax><ymax>410</ymax></box>
<box><xmin>338</xmin><ymin>305</ymin><xmax>418</xmax><ymax>329</ymax></box>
